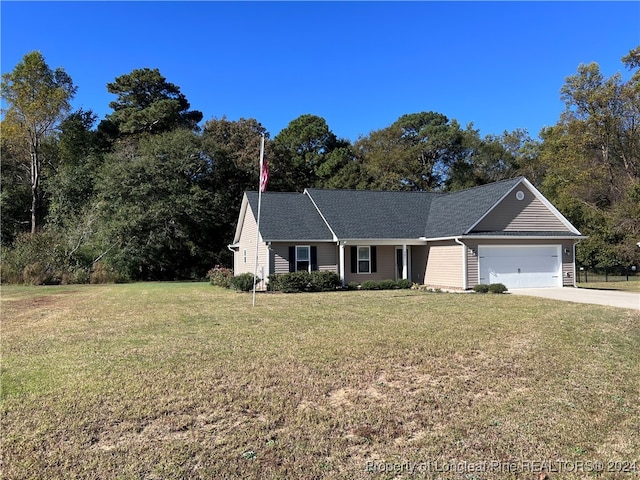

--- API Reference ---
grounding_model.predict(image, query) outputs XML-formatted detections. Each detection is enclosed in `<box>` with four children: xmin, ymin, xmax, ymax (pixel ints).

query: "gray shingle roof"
<box><xmin>306</xmin><ymin>177</ymin><xmax>525</xmax><ymax>239</ymax></box>
<box><xmin>424</xmin><ymin>177</ymin><xmax>523</xmax><ymax>237</ymax></box>
<box><xmin>246</xmin><ymin>192</ymin><xmax>333</xmax><ymax>241</ymax></box>
<box><xmin>305</xmin><ymin>189</ymin><xmax>434</xmax><ymax>239</ymax></box>
<box><xmin>246</xmin><ymin>176</ymin><xmax>574</xmax><ymax>242</ymax></box>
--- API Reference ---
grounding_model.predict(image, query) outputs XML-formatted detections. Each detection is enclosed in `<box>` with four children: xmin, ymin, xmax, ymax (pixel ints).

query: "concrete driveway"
<box><xmin>510</xmin><ymin>287</ymin><xmax>640</xmax><ymax>310</ymax></box>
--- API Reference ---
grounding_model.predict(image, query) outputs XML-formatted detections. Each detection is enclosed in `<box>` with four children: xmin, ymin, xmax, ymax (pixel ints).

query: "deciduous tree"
<box><xmin>1</xmin><ymin>51</ymin><xmax>77</xmax><ymax>233</ymax></box>
<box><xmin>539</xmin><ymin>47</ymin><xmax>640</xmax><ymax>268</ymax></box>
<box><xmin>94</xmin><ymin>129</ymin><xmax>215</xmax><ymax>279</ymax></box>
<box><xmin>46</xmin><ymin>109</ymin><xmax>101</xmax><ymax>228</ymax></box>
<box><xmin>353</xmin><ymin>112</ymin><xmax>468</xmax><ymax>191</ymax></box>
<box><xmin>201</xmin><ymin>117</ymin><xmax>269</xmax><ymax>263</ymax></box>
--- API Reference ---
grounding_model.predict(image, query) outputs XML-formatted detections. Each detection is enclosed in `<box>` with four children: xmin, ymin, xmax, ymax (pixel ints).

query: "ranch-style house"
<box><xmin>229</xmin><ymin>177</ymin><xmax>585</xmax><ymax>290</ymax></box>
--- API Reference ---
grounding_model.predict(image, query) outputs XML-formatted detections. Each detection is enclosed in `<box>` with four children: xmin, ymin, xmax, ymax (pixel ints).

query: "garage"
<box><xmin>478</xmin><ymin>245</ymin><xmax>562</xmax><ymax>289</ymax></box>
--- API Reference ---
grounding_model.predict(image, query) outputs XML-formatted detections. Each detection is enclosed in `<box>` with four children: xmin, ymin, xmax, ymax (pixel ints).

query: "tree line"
<box><xmin>1</xmin><ymin>48</ymin><xmax>639</xmax><ymax>283</ymax></box>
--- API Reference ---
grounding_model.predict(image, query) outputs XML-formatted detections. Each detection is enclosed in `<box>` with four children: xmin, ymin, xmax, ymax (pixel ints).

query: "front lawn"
<box><xmin>577</xmin><ymin>280</ymin><xmax>640</xmax><ymax>293</ymax></box>
<box><xmin>2</xmin><ymin>283</ymin><xmax>639</xmax><ymax>479</ymax></box>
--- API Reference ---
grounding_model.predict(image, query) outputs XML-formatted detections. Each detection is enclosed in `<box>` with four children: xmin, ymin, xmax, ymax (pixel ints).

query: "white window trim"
<box><xmin>357</xmin><ymin>246</ymin><xmax>371</xmax><ymax>274</ymax></box>
<box><xmin>296</xmin><ymin>245</ymin><xmax>311</xmax><ymax>273</ymax></box>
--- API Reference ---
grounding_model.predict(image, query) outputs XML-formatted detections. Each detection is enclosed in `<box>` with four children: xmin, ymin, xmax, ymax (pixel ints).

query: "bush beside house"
<box><xmin>473</xmin><ymin>283</ymin><xmax>508</xmax><ymax>294</ymax></box>
<box><xmin>268</xmin><ymin>271</ymin><xmax>341</xmax><ymax>293</ymax></box>
<box><xmin>207</xmin><ymin>266</ymin><xmax>234</xmax><ymax>288</ymax></box>
<box><xmin>229</xmin><ymin>273</ymin><xmax>257</xmax><ymax>292</ymax></box>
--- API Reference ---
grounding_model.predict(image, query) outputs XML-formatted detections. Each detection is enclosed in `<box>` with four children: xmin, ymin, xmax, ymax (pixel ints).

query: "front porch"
<box><xmin>339</xmin><ymin>242</ymin><xmax>427</xmax><ymax>286</ymax></box>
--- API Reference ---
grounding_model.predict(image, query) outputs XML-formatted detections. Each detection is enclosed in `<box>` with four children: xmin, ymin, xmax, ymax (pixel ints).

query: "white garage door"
<box><xmin>478</xmin><ymin>245</ymin><xmax>562</xmax><ymax>289</ymax></box>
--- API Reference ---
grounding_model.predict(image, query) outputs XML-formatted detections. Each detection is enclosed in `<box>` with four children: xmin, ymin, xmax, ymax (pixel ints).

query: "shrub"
<box><xmin>360</xmin><ymin>280</ymin><xmax>379</xmax><ymax>290</ymax></box>
<box><xmin>355</xmin><ymin>279</ymin><xmax>414</xmax><ymax>291</ymax></box>
<box><xmin>23</xmin><ymin>262</ymin><xmax>52</xmax><ymax>285</ymax></box>
<box><xmin>0</xmin><ymin>263</ymin><xmax>21</xmax><ymax>284</ymax></box>
<box><xmin>5</xmin><ymin>231</ymin><xmax>69</xmax><ymax>285</ymax></box>
<box><xmin>90</xmin><ymin>261</ymin><xmax>120</xmax><ymax>284</ymax></box>
<box><xmin>488</xmin><ymin>283</ymin><xmax>508</xmax><ymax>294</ymax></box>
<box><xmin>309</xmin><ymin>271</ymin><xmax>341</xmax><ymax>291</ymax></box>
<box><xmin>207</xmin><ymin>265</ymin><xmax>234</xmax><ymax>288</ymax></box>
<box><xmin>230</xmin><ymin>273</ymin><xmax>257</xmax><ymax>292</ymax></box>
<box><xmin>377</xmin><ymin>279</ymin><xmax>397</xmax><ymax>290</ymax></box>
<box><xmin>268</xmin><ymin>271</ymin><xmax>340</xmax><ymax>293</ymax></box>
<box><xmin>268</xmin><ymin>272</ymin><xmax>310</xmax><ymax>293</ymax></box>
<box><xmin>472</xmin><ymin>283</ymin><xmax>507</xmax><ymax>294</ymax></box>
<box><xmin>266</xmin><ymin>274</ymin><xmax>280</xmax><ymax>291</ymax></box>
<box><xmin>1</xmin><ymin>230</ymin><xmax>100</xmax><ymax>285</ymax></box>
<box><xmin>347</xmin><ymin>281</ymin><xmax>359</xmax><ymax>290</ymax></box>
<box><xmin>62</xmin><ymin>267</ymin><xmax>91</xmax><ymax>285</ymax></box>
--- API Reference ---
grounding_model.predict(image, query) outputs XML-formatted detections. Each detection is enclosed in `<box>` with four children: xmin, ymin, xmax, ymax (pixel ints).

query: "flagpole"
<box><xmin>252</xmin><ymin>134</ymin><xmax>265</xmax><ymax>307</ymax></box>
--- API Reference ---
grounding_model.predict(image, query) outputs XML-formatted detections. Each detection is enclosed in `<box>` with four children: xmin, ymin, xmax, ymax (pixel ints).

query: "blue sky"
<box><xmin>2</xmin><ymin>1</ymin><xmax>638</xmax><ymax>142</ymax></box>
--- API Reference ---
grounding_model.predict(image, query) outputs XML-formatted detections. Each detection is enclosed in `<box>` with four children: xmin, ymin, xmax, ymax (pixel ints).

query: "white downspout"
<box><xmin>227</xmin><ymin>244</ymin><xmax>237</xmax><ymax>276</ymax></box>
<box><xmin>339</xmin><ymin>242</ymin><xmax>346</xmax><ymax>287</ymax></box>
<box><xmin>454</xmin><ymin>237</ymin><xmax>468</xmax><ymax>290</ymax></box>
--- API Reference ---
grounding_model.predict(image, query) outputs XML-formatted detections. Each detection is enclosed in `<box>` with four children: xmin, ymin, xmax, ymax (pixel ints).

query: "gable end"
<box><xmin>468</xmin><ymin>179</ymin><xmax>580</xmax><ymax>234</ymax></box>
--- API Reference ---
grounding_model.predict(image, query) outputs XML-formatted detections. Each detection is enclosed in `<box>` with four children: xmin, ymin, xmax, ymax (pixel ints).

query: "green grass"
<box><xmin>577</xmin><ymin>280</ymin><xmax>640</xmax><ymax>293</ymax></box>
<box><xmin>2</xmin><ymin>283</ymin><xmax>639</xmax><ymax>479</ymax></box>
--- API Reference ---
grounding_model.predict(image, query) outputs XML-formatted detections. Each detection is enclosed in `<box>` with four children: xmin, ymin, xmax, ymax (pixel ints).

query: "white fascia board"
<box><xmin>419</xmin><ymin>236</ymin><xmax>459</xmax><ymax>242</ymax></box>
<box><xmin>303</xmin><ymin>189</ymin><xmax>339</xmax><ymax>242</ymax></box>
<box><xmin>421</xmin><ymin>234</ymin><xmax>586</xmax><ymax>242</ymax></box>
<box><xmin>340</xmin><ymin>238</ymin><xmax>426</xmax><ymax>246</ymax></box>
<box><xmin>265</xmin><ymin>239</ymin><xmax>335</xmax><ymax>243</ymax></box>
<box><xmin>461</xmin><ymin>234</ymin><xmax>587</xmax><ymax>240</ymax></box>
<box><xmin>232</xmin><ymin>193</ymin><xmax>250</xmax><ymax>244</ymax></box>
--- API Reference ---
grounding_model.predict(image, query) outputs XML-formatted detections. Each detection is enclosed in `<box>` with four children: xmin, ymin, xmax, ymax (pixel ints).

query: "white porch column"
<box><xmin>402</xmin><ymin>244</ymin><xmax>408</xmax><ymax>280</ymax></box>
<box><xmin>264</xmin><ymin>242</ymin><xmax>271</xmax><ymax>289</ymax></box>
<box><xmin>339</xmin><ymin>242</ymin><xmax>346</xmax><ymax>286</ymax></box>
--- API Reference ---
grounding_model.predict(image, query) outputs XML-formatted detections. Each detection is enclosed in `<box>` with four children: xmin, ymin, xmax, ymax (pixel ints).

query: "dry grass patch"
<box><xmin>2</xmin><ymin>283</ymin><xmax>639</xmax><ymax>479</ymax></box>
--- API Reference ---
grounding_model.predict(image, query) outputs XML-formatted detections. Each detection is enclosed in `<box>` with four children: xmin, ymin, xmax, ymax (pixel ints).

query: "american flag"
<box><xmin>259</xmin><ymin>157</ymin><xmax>269</xmax><ymax>193</ymax></box>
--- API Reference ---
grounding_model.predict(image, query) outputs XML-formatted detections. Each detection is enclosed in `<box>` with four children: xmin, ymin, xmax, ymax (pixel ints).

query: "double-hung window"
<box><xmin>350</xmin><ymin>246</ymin><xmax>376</xmax><ymax>274</ymax></box>
<box><xmin>357</xmin><ymin>246</ymin><xmax>370</xmax><ymax>274</ymax></box>
<box><xmin>296</xmin><ymin>246</ymin><xmax>311</xmax><ymax>272</ymax></box>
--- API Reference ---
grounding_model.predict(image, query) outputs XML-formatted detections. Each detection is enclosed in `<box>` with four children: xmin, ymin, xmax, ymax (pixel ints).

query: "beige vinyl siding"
<box><xmin>270</xmin><ymin>243</ymin><xmax>338</xmax><ymax>275</ymax></box>
<box><xmin>473</xmin><ymin>187</ymin><xmax>567</xmax><ymax>232</ymax></box>
<box><xmin>234</xmin><ymin>206</ymin><xmax>269</xmax><ymax>285</ymax></box>
<box><xmin>463</xmin><ymin>239</ymin><xmax>576</xmax><ymax>288</ymax></box>
<box><xmin>424</xmin><ymin>241</ymin><xmax>464</xmax><ymax>289</ymax></box>
<box><xmin>561</xmin><ymin>240</ymin><xmax>576</xmax><ymax>286</ymax></box>
<box><xmin>464</xmin><ymin>240</ymin><xmax>481</xmax><ymax>288</ymax></box>
<box><xmin>271</xmin><ymin>244</ymin><xmax>291</xmax><ymax>275</ymax></box>
<box><xmin>316</xmin><ymin>244</ymin><xmax>338</xmax><ymax>272</ymax></box>
<box><xmin>466</xmin><ymin>245</ymin><xmax>478</xmax><ymax>290</ymax></box>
